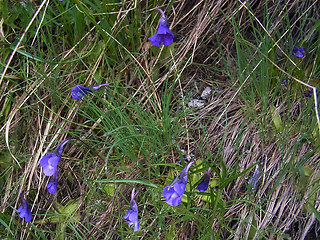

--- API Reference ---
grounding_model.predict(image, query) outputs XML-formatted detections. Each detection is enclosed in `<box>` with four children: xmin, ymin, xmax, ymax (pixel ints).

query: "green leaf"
<box><xmin>0</xmin><ymin>212</ymin><xmax>14</xmax><ymax>236</ymax></box>
<box><xmin>47</xmin><ymin>198</ymin><xmax>81</xmax><ymax>224</ymax></box>
<box><xmin>15</xmin><ymin>48</ymin><xmax>53</xmax><ymax>64</ymax></box>
<box><xmin>307</xmin><ymin>201</ymin><xmax>320</xmax><ymax>222</ymax></box>
<box><xmin>272</xmin><ymin>107</ymin><xmax>282</xmax><ymax>131</ymax></box>
<box><xmin>248</xmin><ymin>216</ymin><xmax>258</xmax><ymax>240</ymax></box>
<box><xmin>0</xmin><ymin>0</ymin><xmax>8</xmax><ymax>20</ymax></box>
<box><xmin>59</xmin><ymin>198</ymin><xmax>81</xmax><ymax>217</ymax></box>
<box><xmin>303</xmin><ymin>165</ymin><xmax>314</xmax><ymax>177</ymax></box>
<box><xmin>103</xmin><ymin>183</ymin><xmax>116</xmax><ymax>196</ymax></box>
<box><xmin>96</xmin><ymin>179</ymin><xmax>162</xmax><ymax>190</ymax></box>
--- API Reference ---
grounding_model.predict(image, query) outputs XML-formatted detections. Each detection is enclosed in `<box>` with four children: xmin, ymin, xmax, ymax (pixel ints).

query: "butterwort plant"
<box><xmin>40</xmin><ymin>138</ymin><xmax>71</xmax><ymax>176</ymax></box>
<box><xmin>124</xmin><ymin>188</ymin><xmax>139</xmax><ymax>231</ymax></box>
<box><xmin>17</xmin><ymin>192</ymin><xmax>32</xmax><ymax>222</ymax></box>
<box><xmin>148</xmin><ymin>9</ymin><xmax>174</xmax><ymax>47</ymax></box>
<box><xmin>162</xmin><ymin>161</ymin><xmax>195</xmax><ymax>206</ymax></box>
<box><xmin>71</xmin><ymin>84</ymin><xmax>109</xmax><ymax>100</ymax></box>
<box><xmin>196</xmin><ymin>167</ymin><xmax>211</xmax><ymax>192</ymax></box>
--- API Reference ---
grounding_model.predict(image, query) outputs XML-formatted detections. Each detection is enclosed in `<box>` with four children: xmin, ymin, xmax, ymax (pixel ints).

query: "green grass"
<box><xmin>1</xmin><ymin>0</ymin><xmax>320</xmax><ymax>239</ymax></box>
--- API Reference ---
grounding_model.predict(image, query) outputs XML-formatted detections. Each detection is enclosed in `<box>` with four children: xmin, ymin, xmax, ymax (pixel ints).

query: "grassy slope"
<box><xmin>0</xmin><ymin>0</ymin><xmax>320</xmax><ymax>239</ymax></box>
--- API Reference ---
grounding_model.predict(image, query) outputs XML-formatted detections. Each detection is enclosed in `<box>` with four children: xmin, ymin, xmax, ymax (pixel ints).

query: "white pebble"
<box><xmin>201</xmin><ymin>87</ymin><xmax>212</xmax><ymax>99</ymax></box>
<box><xmin>188</xmin><ymin>99</ymin><xmax>205</xmax><ymax>108</ymax></box>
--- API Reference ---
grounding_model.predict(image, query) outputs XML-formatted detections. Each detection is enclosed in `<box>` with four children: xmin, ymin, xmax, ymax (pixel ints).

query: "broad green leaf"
<box><xmin>59</xmin><ymin>198</ymin><xmax>81</xmax><ymax>217</ymax></box>
<box><xmin>103</xmin><ymin>183</ymin><xmax>116</xmax><ymax>196</ymax></box>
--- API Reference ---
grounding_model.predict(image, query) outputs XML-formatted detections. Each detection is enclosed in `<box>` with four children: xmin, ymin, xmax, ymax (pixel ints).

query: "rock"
<box><xmin>188</xmin><ymin>99</ymin><xmax>205</xmax><ymax>108</ymax></box>
<box><xmin>201</xmin><ymin>86</ymin><xmax>212</xmax><ymax>99</ymax></box>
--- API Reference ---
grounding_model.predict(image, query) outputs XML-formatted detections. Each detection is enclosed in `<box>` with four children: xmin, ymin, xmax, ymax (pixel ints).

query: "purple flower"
<box><xmin>47</xmin><ymin>169</ymin><xmax>59</xmax><ymax>194</ymax></box>
<box><xmin>292</xmin><ymin>46</ymin><xmax>306</xmax><ymax>58</ymax></box>
<box><xmin>281</xmin><ymin>79</ymin><xmax>288</xmax><ymax>86</ymax></box>
<box><xmin>124</xmin><ymin>188</ymin><xmax>139</xmax><ymax>231</ymax></box>
<box><xmin>196</xmin><ymin>167</ymin><xmax>211</xmax><ymax>192</ymax></box>
<box><xmin>248</xmin><ymin>165</ymin><xmax>260</xmax><ymax>192</ymax></box>
<box><xmin>148</xmin><ymin>9</ymin><xmax>174</xmax><ymax>47</ymax></box>
<box><xmin>71</xmin><ymin>84</ymin><xmax>109</xmax><ymax>100</ymax></box>
<box><xmin>162</xmin><ymin>161</ymin><xmax>194</xmax><ymax>206</ymax></box>
<box><xmin>40</xmin><ymin>139</ymin><xmax>71</xmax><ymax>176</ymax></box>
<box><xmin>17</xmin><ymin>195</ymin><xmax>32</xmax><ymax>222</ymax></box>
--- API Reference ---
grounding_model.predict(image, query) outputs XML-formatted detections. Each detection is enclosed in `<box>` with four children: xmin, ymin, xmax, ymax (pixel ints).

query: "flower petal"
<box><xmin>157</xmin><ymin>24</ymin><xmax>170</xmax><ymax>35</ymax></box>
<box><xmin>162</xmin><ymin>34</ymin><xmax>174</xmax><ymax>46</ymax></box>
<box><xmin>40</xmin><ymin>153</ymin><xmax>59</xmax><ymax>176</ymax></box>
<box><xmin>196</xmin><ymin>168</ymin><xmax>211</xmax><ymax>192</ymax></box>
<box><xmin>40</xmin><ymin>139</ymin><xmax>71</xmax><ymax>176</ymax></box>
<box><xmin>162</xmin><ymin>185</ymin><xmax>182</xmax><ymax>206</ymax></box>
<box><xmin>17</xmin><ymin>198</ymin><xmax>32</xmax><ymax>222</ymax></box>
<box><xmin>148</xmin><ymin>33</ymin><xmax>162</xmax><ymax>47</ymax></box>
<box><xmin>47</xmin><ymin>171</ymin><xmax>59</xmax><ymax>194</ymax></box>
<box><xmin>162</xmin><ymin>161</ymin><xmax>194</xmax><ymax>206</ymax></box>
<box><xmin>92</xmin><ymin>83</ymin><xmax>109</xmax><ymax>91</ymax></box>
<box><xmin>149</xmin><ymin>9</ymin><xmax>174</xmax><ymax>47</ymax></box>
<box><xmin>124</xmin><ymin>188</ymin><xmax>139</xmax><ymax>231</ymax></box>
<box><xmin>71</xmin><ymin>85</ymin><xmax>92</xmax><ymax>99</ymax></box>
<box><xmin>292</xmin><ymin>46</ymin><xmax>306</xmax><ymax>58</ymax></box>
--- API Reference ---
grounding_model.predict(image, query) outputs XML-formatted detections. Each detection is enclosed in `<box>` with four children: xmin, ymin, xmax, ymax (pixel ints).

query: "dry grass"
<box><xmin>1</xmin><ymin>0</ymin><xmax>320</xmax><ymax>239</ymax></box>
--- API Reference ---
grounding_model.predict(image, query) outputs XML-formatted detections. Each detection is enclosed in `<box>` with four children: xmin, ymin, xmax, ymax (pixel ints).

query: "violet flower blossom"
<box><xmin>17</xmin><ymin>194</ymin><xmax>32</xmax><ymax>222</ymax></box>
<box><xmin>292</xmin><ymin>46</ymin><xmax>305</xmax><ymax>58</ymax></box>
<box><xmin>40</xmin><ymin>139</ymin><xmax>71</xmax><ymax>176</ymax></box>
<box><xmin>248</xmin><ymin>165</ymin><xmax>260</xmax><ymax>192</ymax></box>
<box><xmin>196</xmin><ymin>167</ymin><xmax>211</xmax><ymax>192</ymax></box>
<box><xmin>281</xmin><ymin>79</ymin><xmax>288</xmax><ymax>86</ymax></box>
<box><xmin>148</xmin><ymin>9</ymin><xmax>174</xmax><ymax>47</ymax></box>
<box><xmin>162</xmin><ymin>161</ymin><xmax>195</xmax><ymax>206</ymax></box>
<box><xmin>124</xmin><ymin>188</ymin><xmax>139</xmax><ymax>231</ymax></box>
<box><xmin>71</xmin><ymin>84</ymin><xmax>109</xmax><ymax>100</ymax></box>
<box><xmin>47</xmin><ymin>169</ymin><xmax>59</xmax><ymax>194</ymax></box>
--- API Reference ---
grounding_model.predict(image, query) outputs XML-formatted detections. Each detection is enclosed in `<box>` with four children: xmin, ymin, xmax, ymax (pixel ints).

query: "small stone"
<box><xmin>188</xmin><ymin>99</ymin><xmax>205</xmax><ymax>108</ymax></box>
<box><xmin>201</xmin><ymin>87</ymin><xmax>212</xmax><ymax>99</ymax></box>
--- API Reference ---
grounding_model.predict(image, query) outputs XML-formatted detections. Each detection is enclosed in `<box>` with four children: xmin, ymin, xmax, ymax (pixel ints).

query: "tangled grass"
<box><xmin>1</xmin><ymin>0</ymin><xmax>320</xmax><ymax>239</ymax></box>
